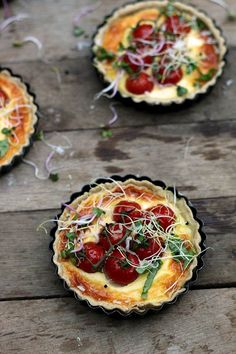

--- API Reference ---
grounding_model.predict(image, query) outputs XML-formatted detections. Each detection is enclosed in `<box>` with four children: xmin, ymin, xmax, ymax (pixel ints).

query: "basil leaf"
<box><xmin>168</xmin><ymin>236</ymin><xmax>196</xmax><ymax>269</ymax></box>
<box><xmin>197</xmin><ymin>68</ymin><xmax>216</xmax><ymax>82</ymax></box>
<box><xmin>177</xmin><ymin>86</ymin><xmax>188</xmax><ymax>97</ymax></box>
<box><xmin>101</xmin><ymin>129</ymin><xmax>112</xmax><ymax>138</ymax></box>
<box><xmin>49</xmin><ymin>173</ymin><xmax>59</xmax><ymax>182</ymax></box>
<box><xmin>1</xmin><ymin>128</ymin><xmax>12</xmax><ymax>136</ymax></box>
<box><xmin>186</xmin><ymin>61</ymin><xmax>197</xmax><ymax>75</ymax></box>
<box><xmin>73</xmin><ymin>26</ymin><xmax>85</xmax><ymax>37</ymax></box>
<box><xmin>96</xmin><ymin>47</ymin><xmax>115</xmax><ymax>61</ymax></box>
<box><xmin>0</xmin><ymin>139</ymin><xmax>9</xmax><ymax>157</ymax></box>
<box><xmin>93</xmin><ymin>207</ymin><xmax>105</xmax><ymax>217</ymax></box>
<box><xmin>141</xmin><ymin>261</ymin><xmax>162</xmax><ymax>299</ymax></box>
<box><xmin>66</xmin><ymin>232</ymin><xmax>77</xmax><ymax>241</ymax></box>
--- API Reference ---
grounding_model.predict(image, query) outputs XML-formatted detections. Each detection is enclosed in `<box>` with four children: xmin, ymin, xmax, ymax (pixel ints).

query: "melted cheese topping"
<box><xmin>0</xmin><ymin>71</ymin><xmax>37</xmax><ymax>166</ymax></box>
<box><xmin>53</xmin><ymin>180</ymin><xmax>201</xmax><ymax>312</ymax></box>
<box><xmin>93</xmin><ymin>1</ymin><xmax>226</xmax><ymax>105</ymax></box>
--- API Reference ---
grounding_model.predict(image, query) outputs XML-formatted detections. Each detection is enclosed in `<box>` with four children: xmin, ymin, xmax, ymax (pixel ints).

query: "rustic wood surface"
<box><xmin>0</xmin><ymin>0</ymin><xmax>236</xmax><ymax>353</ymax></box>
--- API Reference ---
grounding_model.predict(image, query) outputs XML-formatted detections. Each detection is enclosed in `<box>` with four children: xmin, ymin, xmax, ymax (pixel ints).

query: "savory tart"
<box><xmin>92</xmin><ymin>0</ymin><xmax>227</xmax><ymax>106</ymax></box>
<box><xmin>52</xmin><ymin>177</ymin><xmax>205</xmax><ymax>314</ymax></box>
<box><xmin>0</xmin><ymin>69</ymin><xmax>38</xmax><ymax>173</ymax></box>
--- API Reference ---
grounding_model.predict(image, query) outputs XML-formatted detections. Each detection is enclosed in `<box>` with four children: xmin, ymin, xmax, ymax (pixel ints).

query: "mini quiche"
<box><xmin>0</xmin><ymin>69</ymin><xmax>38</xmax><ymax>173</ymax></box>
<box><xmin>52</xmin><ymin>177</ymin><xmax>205</xmax><ymax>314</ymax></box>
<box><xmin>92</xmin><ymin>0</ymin><xmax>227</xmax><ymax>106</ymax></box>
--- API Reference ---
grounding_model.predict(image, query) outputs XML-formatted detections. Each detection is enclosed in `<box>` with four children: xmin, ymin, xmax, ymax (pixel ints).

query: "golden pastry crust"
<box><xmin>0</xmin><ymin>70</ymin><xmax>38</xmax><ymax>171</ymax></box>
<box><xmin>53</xmin><ymin>179</ymin><xmax>202</xmax><ymax>313</ymax></box>
<box><xmin>92</xmin><ymin>0</ymin><xmax>227</xmax><ymax>105</ymax></box>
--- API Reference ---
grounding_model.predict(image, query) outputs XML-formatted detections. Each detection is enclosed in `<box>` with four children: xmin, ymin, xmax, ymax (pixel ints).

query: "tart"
<box><xmin>51</xmin><ymin>176</ymin><xmax>206</xmax><ymax>315</ymax></box>
<box><xmin>0</xmin><ymin>69</ymin><xmax>38</xmax><ymax>173</ymax></box>
<box><xmin>92</xmin><ymin>0</ymin><xmax>227</xmax><ymax>106</ymax></box>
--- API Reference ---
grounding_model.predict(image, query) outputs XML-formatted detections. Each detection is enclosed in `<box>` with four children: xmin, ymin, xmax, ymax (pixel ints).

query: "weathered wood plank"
<box><xmin>1</xmin><ymin>289</ymin><xmax>235</xmax><ymax>354</ymax></box>
<box><xmin>0</xmin><ymin>0</ymin><xmax>236</xmax><ymax>64</ymax></box>
<box><xmin>2</xmin><ymin>47</ymin><xmax>235</xmax><ymax>131</ymax></box>
<box><xmin>0</xmin><ymin>197</ymin><xmax>235</xmax><ymax>299</ymax></box>
<box><xmin>0</xmin><ymin>120</ymin><xmax>236</xmax><ymax>212</ymax></box>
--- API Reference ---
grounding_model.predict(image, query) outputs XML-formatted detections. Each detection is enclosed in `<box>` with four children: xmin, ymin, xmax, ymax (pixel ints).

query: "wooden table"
<box><xmin>0</xmin><ymin>1</ymin><xmax>236</xmax><ymax>353</ymax></box>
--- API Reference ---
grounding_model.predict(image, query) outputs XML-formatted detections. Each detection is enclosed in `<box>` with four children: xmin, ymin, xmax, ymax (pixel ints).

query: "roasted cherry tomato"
<box><xmin>113</xmin><ymin>200</ymin><xmax>142</xmax><ymax>224</ymax></box>
<box><xmin>133</xmin><ymin>234</ymin><xmax>163</xmax><ymax>260</ymax></box>
<box><xmin>165</xmin><ymin>15</ymin><xmax>191</xmax><ymax>35</ymax></box>
<box><xmin>133</xmin><ymin>24</ymin><xmax>154</xmax><ymax>42</ymax></box>
<box><xmin>99</xmin><ymin>223</ymin><xmax>127</xmax><ymax>251</ymax></box>
<box><xmin>77</xmin><ymin>242</ymin><xmax>105</xmax><ymax>273</ymax></box>
<box><xmin>104</xmin><ymin>249</ymin><xmax>139</xmax><ymax>285</ymax></box>
<box><xmin>126</xmin><ymin>72</ymin><xmax>154</xmax><ymax>94</ymax></box>
<box><xmin>146</xmin><ymin>204</ymin><xmax>176</xmax><ymax>232</ymax></box>
<box><xmin>154</xmin><ymin>66</ymin><xmax>183</xmax><ymax>85</ymax></box>
<box><xmin>0</xmin><ymin>89</ymin><xmax>9</xmax><ymax>108</ymax></box>
<box><xmin>200</xmin><ymin>43</ymin><xmax>218</xmax><ymax>69</ymax></box>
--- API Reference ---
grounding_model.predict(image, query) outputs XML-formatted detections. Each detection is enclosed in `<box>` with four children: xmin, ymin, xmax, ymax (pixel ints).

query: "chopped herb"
<box><xmin>101</xmin><ymin>129</ymin><xmax>112</xmax><ymax>138</ymax></box>
<box><xmin>66</xmin><ymin>232</ymin><xmax>77</xmax><ymax>241</ymax></box>
<box><xmin>197</xmin><ymin>68</ymin><xmax>216</xmax><ymax>82</ymax></box>
<box><xmin>61</xmin><ymin>242</ymin><xmax>74</xmax><ymax>258</ymax></box>
<box><xmin>186</xmin><ymin>60</ymin><xmax>197</xmax><ymax>75</ymax></box>
<box><xmin>73</xmin><ymin>26</ymin><xmax>85</xmax><ymax>37</ymax></box>
<box><xmin>177</xmin><ymin>86</ymin><xmax>188</xmax><ymax>97</ymax></box>
<box><xmin>93</xmin><ymin>207</ymin><xmax>105</xmax><ymax>217</ymax></box>
<box><xmin>49</xmin><ymin>173</ymin><xmax>59</xmax><ymax>182</ymax></box>
<box><xmin>0</xmin><ymin>139</ymin><xmax>9</xmax><ymax>157</ymax></box>
<box><xmin>168</xmin><ymin>236</ymin><xmax>196</xmax><ymax>268</ymax></box>
<box><xmin>1</xmin><ymin>128</ymin><xmax>12</xmax><ymax>136</ymax></box>
<box><xmin>191</xmin><ymin>18</ymin><xmax>207</xmax><ymax>31</ymax></box>
<box><xmin>34</xmin><ymin>130</ymin><xmax>44</xmax><ymax>141</ymax></box>
<box><xmin>166</xmin><ymin>2</ymin><xmax>175</xmax><ymax>16</ymax></box>
<box><xmin>113</xmin><ymin>60</ymin><xmax>133</xmax><ymax>74</ymax></box>
<box><xmin>96</xmin><ymin>47</ymin><xmax>115</xmax><ymax>61</ymax></box>
<box><xmin>141</xmin><ymin>260</ymin><xmax>162</xmax><ymax>299</ymax></box>
<box><xmin>118</xmin><ymin>42</ymin><xmax>125</xmax><ymax>51</ymax></box>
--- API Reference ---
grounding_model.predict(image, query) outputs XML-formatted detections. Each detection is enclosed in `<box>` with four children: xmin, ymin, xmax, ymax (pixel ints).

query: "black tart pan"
<box><xmin>91</xmin><ymin>0</ymin><xmax>227</xmax><ymax>110</ymax></box>
<box><xmin>0</xmin><ymin>67</ymin><xmax>39</xmax><ymax>174</ymax></box>
<box><xmin>50</xmin><ymin>175</ymin><xmax>206</xmax><ymax>316</ymax></box>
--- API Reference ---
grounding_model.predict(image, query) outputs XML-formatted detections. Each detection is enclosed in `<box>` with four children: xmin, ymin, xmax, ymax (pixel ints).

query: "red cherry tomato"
<box><xmin>146</xmin><ymin>205</ymin><xmax>176</xmax><ymax>232</ymax></box>
<box><xmin>154</xmin><ymin>66</ymin><xmax>183</xmax><ymax>85</ymax></box>
<box><xmin>113</xmin><ymin>200</ymin><xmax>142</xmax><ymax>224</ymax></box>
<box><xmin>126</xmin><ymin>72</ymin><xmax>154</xmax><ymax>95</ymax></box>
<box><xmin>77</xmin><ymin>242</ymin><xmax>105</xmax><ymax>273</ymax></box>
<box><xmin>0</xmin><ymin>89</ymin><xmax>8</xmax><ymax>108</ymax></box>
<box><xmin>133</xmin><ymin>24</ymin><xmax>154</xmax><ymax>42</ymax></box>
<box><xmin>165</xmin><ymin>15</ymin><xmax>191</xmax><ymax>35</ymax></box>
<box><xmin>133</xmin><ymin>235</ymin><xmax>163</xmax><ymax>260</ymax></box>
<box><xmin>104</xmin><ymin>249</ymin><xmax>139</xmax><ymax>285</ymax></box>
<box><xmin>201</xmin><ymin>44</ymin><xmax>218</xmax><ymax>69</ymax></box>
<box><xmin>99</xmin><ymin>223</ymin><xmax>127</xmax><ymax>251</ymax></box>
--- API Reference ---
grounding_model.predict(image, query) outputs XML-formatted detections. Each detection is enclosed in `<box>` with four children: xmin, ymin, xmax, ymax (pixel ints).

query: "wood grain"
<box><xmin>0</xmin><ymin>0</ymin><xmax>236</xmax><ymax>63</ymax></box>
<box><xmin>1</xmin><ymin>289</ymin><xmax>235</xmax><ymax>354</ymax></box>
<box><xmin>0</xmin><ymin>120</ymin><xmax>236</xmax><ymax>212</ymax></box>
<box><xmin>0</xmin><ymin>196</ymin><xmax>235</xmax><ymax>299</ymax></box>
<box><xmin>2</xmin><ymin>47</ymin><xmax>235</xmax><ymax>131</ymax></box>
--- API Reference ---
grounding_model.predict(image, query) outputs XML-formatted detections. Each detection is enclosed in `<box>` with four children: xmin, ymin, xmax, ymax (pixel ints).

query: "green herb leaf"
<box><xmin>0</xmin><ymin>139</ymin><xmax>9</xmax><ymax>157</ymax></box>
<box><xmin>101</xmin><ymin>129</ymin><xmax>113</xmax><ymax>138</ymax></box>
<box><xmin>141</xmin><ymin>260</ymin><xmax>162</xmax><ymax>299</ymax></box>
<box><xmin>12</xmin><ymin>40</ymin><xmax>23</xmax><ymax>47</ymax></box>
<box><xmin>177</xmin><ymin>85</ymin><xmax>188</xmax><ymax>97</ymax></box>
<box><xmin>73</xmin><ymin>26</ymin><xmax>85</xmax><ymax>37</ymax></box>
<box><xmin>93</xmin><ymin>207</ymin><xmax>105</xmax><ymax>217</ymax></box>
<box><xmin>66</xmin><ymin>232</ymin><xmax>77</xmax><ymax>241</ymax></box>
<box><xmin>113</xmin><ymin>60</ymin><xmax>133</xmax><ymax>74</ymax></box>
<box><xmin>96</xmin><ymin>47</ymin><xmax>115</xmax><ymax>61</ymax></box>
<box><xmin>49</xmin><ymin>173</ymin><xmax>59</xmax><ymax>182</ymax></box>
<box><xmin>197</xmin><ymin>68</ymin><xmax>216</xmax><ymax>82</ymax></box>
<box><xmin>118</xmin><ymin>42</ymin><xmax>125</xmax><ymax>51</ymax></box>
<box><xmin>166</xmin><ymin>2</ymin><xmax>175</xmax><ymax>16</ymax></box>
<box><xmin>186</xmin><ymin>60</ymin><xmax>197</xmax><ymax>75</ymax></box>
<box><xmin>191</xmin><ymin>18</ymin><xmax>207</xmax><ymax>31</ymax></box>
<box><xmin>34</xmin><ymin>130</ymin><xmax>44</xmax><ymax>141</ymax></box>
<box><xmin>168</xmin><ymin>236</ymin><xmax>196</xmax><ymax>268</ymax></box>
<box><xmin>1</xmin><ymin>128</ymin><xmax>12</xmax><ymax>136</ymax></box>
